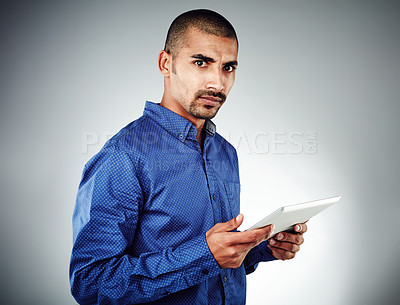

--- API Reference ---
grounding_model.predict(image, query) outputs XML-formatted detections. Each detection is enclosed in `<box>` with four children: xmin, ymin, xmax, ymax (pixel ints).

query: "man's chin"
<box><xmin>189</xmin><ymin>104</ymin><xmax>221</xmax><ymax>120</ymax></box>
<box><xmin>192</xmin><ymin>109</ymin><xmax>219</xmax><ymax>120</ymax></box>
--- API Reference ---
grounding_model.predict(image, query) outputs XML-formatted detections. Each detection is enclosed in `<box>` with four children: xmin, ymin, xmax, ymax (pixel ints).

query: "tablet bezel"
<box><xmin>246</xmin><ymin>196</ymin><xmax>341</xmax><ymax>236</ymax></box>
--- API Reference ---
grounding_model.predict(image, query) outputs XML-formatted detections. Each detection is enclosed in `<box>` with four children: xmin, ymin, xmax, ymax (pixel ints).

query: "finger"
<box><xmin>227</xmin><ymin>225</ymin><xmax>274</xmax><ymax>245</ymax></box>
<box><xmin>274</xmin><ymin>232</ymin><xmax>304</xmax><ymax>245</ymax></box>
<box><xmin>214</xmin><ymin>214</ymin><xmax>244</xmax><ymax>233</ymax></box>
<box><xmin>251</xmin><ymin>224</ymin><xmax>275</xmax><ymax>242</ymax></box>
<box><xmin>268</xmin><ymin>239</ymin><xmax>300</xmax><ymax>253</ymax></box>
<box><xmin>294</xmin><ymin>222</ymin><xmax>308</xmax><ymax>233</ymax></box>
<box><xmin>232</xmin><ymin>242</ymin><xmax>260</xmax><ymax>255</ymax></box>
<box><xmin>269</xmin><ymin>247</ymin><xmax>296</xmax><ymax>261</ymax></box>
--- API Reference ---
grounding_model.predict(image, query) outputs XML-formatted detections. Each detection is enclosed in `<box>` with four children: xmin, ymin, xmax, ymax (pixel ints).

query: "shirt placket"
<box><xmin>202</xmin><ymin>135</ymin><xmax>232</xmax><ymax>304</ymax></box>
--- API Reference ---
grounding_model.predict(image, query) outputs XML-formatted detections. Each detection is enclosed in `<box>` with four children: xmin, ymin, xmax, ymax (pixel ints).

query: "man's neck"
<box><xmin>159</xmin><ymin>98</ymin><xmax>205</xmax><ymax>146</ymax></box>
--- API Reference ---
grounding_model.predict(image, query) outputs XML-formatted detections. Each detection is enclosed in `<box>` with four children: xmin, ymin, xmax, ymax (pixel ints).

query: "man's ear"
<box><xmin>158</xmin><ymin>50</ymin><xmax>172</xmax><ymax>77</ymax></box>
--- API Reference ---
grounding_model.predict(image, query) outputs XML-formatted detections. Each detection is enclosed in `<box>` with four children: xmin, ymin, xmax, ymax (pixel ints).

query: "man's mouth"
<box><xmin>199</xmin><ymin>96</ymin><xmax>222</xmax><ymax>107</ymax></box>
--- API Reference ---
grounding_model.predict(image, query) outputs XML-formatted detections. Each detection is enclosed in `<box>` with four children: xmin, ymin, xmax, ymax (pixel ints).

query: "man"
<box><xmin>70</xmin><ymin>9</ymin><xmax>307</xmax><ymax>304</ymax></box>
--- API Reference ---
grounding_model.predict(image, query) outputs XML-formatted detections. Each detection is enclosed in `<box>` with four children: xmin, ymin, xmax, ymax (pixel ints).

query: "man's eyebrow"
<box><xmin>224</xmin><ymin>60</ymin><xmax>238</xmax><ymax>67</ymax></box>
<box><xmin>191</xmin><ymin>54</ymin><xmax>215</xmax><ymax>62</ymax></box>
<box><xmin>191</xmin><ymin>54</ymin><xmax>238</xmax><ymax>67</ymax></box>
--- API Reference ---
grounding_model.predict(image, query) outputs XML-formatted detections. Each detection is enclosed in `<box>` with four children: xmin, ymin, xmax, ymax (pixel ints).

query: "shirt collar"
<box><xmin>143</xmin><ymin>101</ymin><xmax>216</xmax><ymax>142</ymax></box>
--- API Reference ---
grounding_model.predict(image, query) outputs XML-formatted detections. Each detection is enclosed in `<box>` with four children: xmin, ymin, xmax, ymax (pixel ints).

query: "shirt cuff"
<box><xmin>244</xmin><ymin>240</ymin><xmax>277</xmax><ymax>274</ymax></box>
<box><xmin>175</xmin><ymin>233</ymin><xmax>221</xmax><ymax>287</ymax></box>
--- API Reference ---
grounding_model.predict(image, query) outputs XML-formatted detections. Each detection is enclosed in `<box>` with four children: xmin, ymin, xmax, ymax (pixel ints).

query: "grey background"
<box><xmin>1</xmin><ymin>0</ymin><xmax>399</xmax><ymax>304</ymax></box>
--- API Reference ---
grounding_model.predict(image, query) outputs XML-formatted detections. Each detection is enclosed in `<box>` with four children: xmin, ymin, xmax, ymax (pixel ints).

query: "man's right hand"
<box><xmin>205</xmin><ymin>214</ymin><xmax>274</xmax><ymax>269</ymax></box>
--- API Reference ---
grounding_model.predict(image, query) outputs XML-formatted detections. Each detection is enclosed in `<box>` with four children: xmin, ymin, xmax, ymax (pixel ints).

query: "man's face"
<box><xmin>168</xmin><ymin>27</ymin><xmax>238</xmax><ymax>121</ymax></box>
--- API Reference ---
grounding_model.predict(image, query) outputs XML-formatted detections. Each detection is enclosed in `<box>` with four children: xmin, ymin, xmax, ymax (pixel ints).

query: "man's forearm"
<box><xmin>70</xmin><ymin>233</ymin><xmax>221</xmax><ymax>304</ymax></box>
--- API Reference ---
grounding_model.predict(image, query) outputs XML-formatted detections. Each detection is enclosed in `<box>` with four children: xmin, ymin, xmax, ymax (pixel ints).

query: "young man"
<box><xmin>70</xmin><ymin>9</ymin><xmax>307</xmax><ymax>304</ymax></box>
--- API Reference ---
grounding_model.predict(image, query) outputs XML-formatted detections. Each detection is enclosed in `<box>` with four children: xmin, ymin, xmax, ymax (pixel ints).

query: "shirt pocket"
<box><xmin>223</xmin><ymin>182</ymin><xmax>241</xmax><ymax>219</ymax></box>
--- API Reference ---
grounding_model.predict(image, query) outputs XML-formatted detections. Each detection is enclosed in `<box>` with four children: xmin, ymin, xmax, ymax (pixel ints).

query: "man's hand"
<box><xmin>206</xmin><ymin>214</ymin><xmax>274</xmax><ymax>269</ymax></box>
<box><xmin>267</xmin><ymin>223</ymin><xmax>307</xmax><ymax>260</ymax></box>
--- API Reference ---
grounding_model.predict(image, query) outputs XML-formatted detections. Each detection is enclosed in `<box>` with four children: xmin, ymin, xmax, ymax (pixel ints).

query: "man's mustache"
<box><xmin>196</xmin><ymin>90</ymin><xmax>226</xmax><ymax>103</ymax></box>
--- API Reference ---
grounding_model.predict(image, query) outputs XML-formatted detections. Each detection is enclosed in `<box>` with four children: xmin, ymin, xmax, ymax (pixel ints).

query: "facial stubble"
<box><xmin>189</xmin><ymin>90</ymin><xmax>226</xmax><ymax>119</ymax></box>
<box><xmin>171</xmin><ymin>61</ymin><xmax>227</xmax><ymax>120</ymax></box>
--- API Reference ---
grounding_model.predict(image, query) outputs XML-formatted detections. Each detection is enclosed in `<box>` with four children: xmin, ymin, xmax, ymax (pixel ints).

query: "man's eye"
<box><xmin>194</xmin><ymin>60</ymin><xmax>206</xmax><ymax>67</ymax></box>
<box><xmin>224</xmin><ymin>65</ymin><xmax>236</xmax><ymax>72</ymax></box>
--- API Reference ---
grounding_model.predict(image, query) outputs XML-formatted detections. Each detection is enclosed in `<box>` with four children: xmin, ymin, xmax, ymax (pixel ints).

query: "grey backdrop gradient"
<box><xmin>1</xmin><ymin>1</ymin><xmax>399</xmax><ymax>304</ymax></box>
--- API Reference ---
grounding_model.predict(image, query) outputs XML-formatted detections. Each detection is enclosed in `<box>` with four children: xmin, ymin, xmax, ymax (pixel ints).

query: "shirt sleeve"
<box><xmin>69</xmin><ymin>146</ymin><xmax>221</xmax><ymax>304</ymax></box>
<box><xmin>243</xmin><ymin>240</ymin><xmax>277</xmax><ymax>275</ymax></box>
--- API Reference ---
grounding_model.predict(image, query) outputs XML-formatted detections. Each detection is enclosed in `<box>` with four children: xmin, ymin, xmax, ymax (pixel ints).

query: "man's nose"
<box><xmin>206</xmin><ymin>67</ymin><xmax>224</xmax><ymax>92</ymax></box>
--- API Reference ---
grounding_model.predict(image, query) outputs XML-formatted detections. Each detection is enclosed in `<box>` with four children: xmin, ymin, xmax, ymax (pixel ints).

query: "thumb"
<box><xmin>216</xmin><ymin>213</ymin><xmax>244</xmax><ymax>232</ymax></box>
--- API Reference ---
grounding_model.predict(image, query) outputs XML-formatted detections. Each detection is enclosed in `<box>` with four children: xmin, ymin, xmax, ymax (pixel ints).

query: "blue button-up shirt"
<box><xmin>70</xmin><ymin>101</ymin><xmax>276</xmax><ymax>304</ymax></box>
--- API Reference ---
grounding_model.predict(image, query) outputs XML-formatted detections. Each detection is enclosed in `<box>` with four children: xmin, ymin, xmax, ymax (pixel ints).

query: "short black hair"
<box><xmin>164</xmin><ymin>9</ymin><xmax>238</xmax><ymax>57</ymax></box>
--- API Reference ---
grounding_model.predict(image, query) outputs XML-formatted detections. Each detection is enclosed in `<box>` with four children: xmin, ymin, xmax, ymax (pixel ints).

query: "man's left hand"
<box><xmin>267</xmin><ymin>223</ymin><xmax>307</xmax><ymax>261</ymax></box>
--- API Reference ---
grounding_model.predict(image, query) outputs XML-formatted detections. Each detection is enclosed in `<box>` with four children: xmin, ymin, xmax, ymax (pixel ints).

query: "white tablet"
<box><xmin>246</xmin><ymin>196</ymin><xmax>341</xmax><ymax>236</ymax></box>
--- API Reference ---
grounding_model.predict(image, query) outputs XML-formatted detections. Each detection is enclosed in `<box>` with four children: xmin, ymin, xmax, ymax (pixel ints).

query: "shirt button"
<box><xmin>178</xmin><ymin>134</ymin><xmax>184</xmax><ymax>140</ymax></box>
<box><xmin>201</xmin><ymin>268</ymin><xmax>209</xmax><ymax>275</ymax></box>
<box><xmin>212</xmin><ymin>194</ymin><xmax>216</xmax><ymax>200</ymax></box>
<box><xmin>223</xmin><ymin>276</ymin><xmax>228</xmax><ymax>283</ymax></box>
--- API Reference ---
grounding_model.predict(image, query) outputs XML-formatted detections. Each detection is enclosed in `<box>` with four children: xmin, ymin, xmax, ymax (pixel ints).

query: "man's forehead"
<box><xmin>185</xmin><ymin>27</ymin><xmax>237</xmax><ymax>46</ymax></box>
<box><xmin>180</xmin><ymin>28</ymin><xmax>238</xmax><ymax>59</ymax></box>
